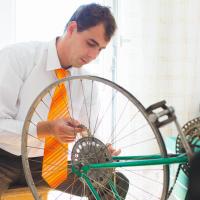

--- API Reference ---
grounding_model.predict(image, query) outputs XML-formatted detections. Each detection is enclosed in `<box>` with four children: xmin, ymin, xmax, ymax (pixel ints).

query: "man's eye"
<box><xmin>87</xmin><ymin>42</ymin><xmax>96</xmax><ymax>47</ymax></box>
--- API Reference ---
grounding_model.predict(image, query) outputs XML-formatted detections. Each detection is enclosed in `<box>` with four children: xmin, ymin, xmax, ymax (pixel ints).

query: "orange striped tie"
<box><xmin>42</xmin><ymin>68</ymin><xmax>70</xmax><ymax>188</ymax></box>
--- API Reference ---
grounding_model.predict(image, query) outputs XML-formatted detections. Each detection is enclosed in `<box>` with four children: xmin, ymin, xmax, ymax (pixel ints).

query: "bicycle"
<box><xmin>21</xmin><ymin>75</ymin><xmax>196</xmax><ymax>200</ymax></box>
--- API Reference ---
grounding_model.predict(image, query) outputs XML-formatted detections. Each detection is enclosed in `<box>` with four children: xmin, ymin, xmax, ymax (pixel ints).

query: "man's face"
<box><xmin>61</xmin><ymin>22</ymin><xmax>109</xmax><ymax>67</ymax></box>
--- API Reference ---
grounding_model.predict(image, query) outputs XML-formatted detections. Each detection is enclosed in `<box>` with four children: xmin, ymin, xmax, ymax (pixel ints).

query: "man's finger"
<box><xmin>112</xmin><ymin>149</ymin><xmax>121</xmax><ymax>156</ymax></box>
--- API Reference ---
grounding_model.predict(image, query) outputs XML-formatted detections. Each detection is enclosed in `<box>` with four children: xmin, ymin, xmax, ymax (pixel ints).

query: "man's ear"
<box><xmin>67</xmin><ymin>21</ymin><xmax>77</xmax><ymax>36</ymax></box>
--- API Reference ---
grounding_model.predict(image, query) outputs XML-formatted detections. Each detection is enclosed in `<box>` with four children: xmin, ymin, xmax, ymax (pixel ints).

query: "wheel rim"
<box><xmin>22</xmin><ymin>75</ymin><xmax>169</xmax><ymax>200</ymax></box>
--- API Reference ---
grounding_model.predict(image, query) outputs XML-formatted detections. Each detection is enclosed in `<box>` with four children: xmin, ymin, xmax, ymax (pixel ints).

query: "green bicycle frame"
<box><xmin>72</xmin><ymin>153</ymin><xmax>188</xmax><ymax>200</ymax></box>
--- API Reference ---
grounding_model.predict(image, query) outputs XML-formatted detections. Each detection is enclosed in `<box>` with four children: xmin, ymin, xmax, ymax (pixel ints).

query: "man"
<box><xmin>0</xmin><ymin>3</ymin><xmax>129</xmax><ymax>199</ymax></box>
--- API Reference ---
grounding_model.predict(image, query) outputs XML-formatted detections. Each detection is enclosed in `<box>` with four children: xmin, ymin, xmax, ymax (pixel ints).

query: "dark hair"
<box><xmin>65</xmin><ymin>3</ymin><xmax>117</xmax><ymax>41</ymax></box>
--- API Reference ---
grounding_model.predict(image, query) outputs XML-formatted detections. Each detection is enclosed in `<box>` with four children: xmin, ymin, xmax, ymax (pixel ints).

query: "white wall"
<box><xmin>0</xmin><ymin>0</ymin><xmax>16</xmax><ymax>48</ymax></box>
<box><xmin>116</xmin><ymin>0</ymin><xmax>200</xmax><ymax>135</ymax></box>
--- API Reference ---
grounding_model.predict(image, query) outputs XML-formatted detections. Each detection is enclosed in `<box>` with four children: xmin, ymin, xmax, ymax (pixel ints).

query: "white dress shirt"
<box><xmin>0</xmin><ymin>39</ymin><xmax>93</xmax><ymax>157</ymax></box>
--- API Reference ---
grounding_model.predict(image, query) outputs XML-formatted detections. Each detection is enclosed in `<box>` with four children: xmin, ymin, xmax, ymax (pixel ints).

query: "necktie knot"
<box><xmin>55</xmin><ymin>68</ymin><xmax>70</xmax><ymax>79</ymax></box>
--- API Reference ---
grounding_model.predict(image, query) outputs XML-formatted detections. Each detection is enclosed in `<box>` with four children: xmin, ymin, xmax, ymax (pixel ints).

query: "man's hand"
<box><xmin>107</xmin><ymin>143</ymin><xmax>121</xmax><ymax>156</ymax></box>
<box><xmin>37</xmin><ymin>118</ymin><xmax>86</xmax><ymax>143</ymax></box>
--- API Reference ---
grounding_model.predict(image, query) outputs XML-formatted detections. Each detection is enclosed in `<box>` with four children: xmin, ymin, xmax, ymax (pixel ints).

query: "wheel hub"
<box><xmin>71</xmin><ymin>137</ymin><xmax>113</xmax><ymax>188</ymax></box>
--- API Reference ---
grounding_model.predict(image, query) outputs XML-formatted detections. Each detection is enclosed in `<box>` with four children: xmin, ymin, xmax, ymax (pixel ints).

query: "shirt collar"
<box><xmin>46</xmin><ymin>37</ymin><xmax>62</xmax><ymax>71</ymax></box>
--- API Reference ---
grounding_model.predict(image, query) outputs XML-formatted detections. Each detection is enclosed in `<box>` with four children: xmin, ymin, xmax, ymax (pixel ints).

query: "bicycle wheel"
<box><xmin>22</xmin><ymin>75</ymin><xmax>169</xmax><ymax>200</ymax></box>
